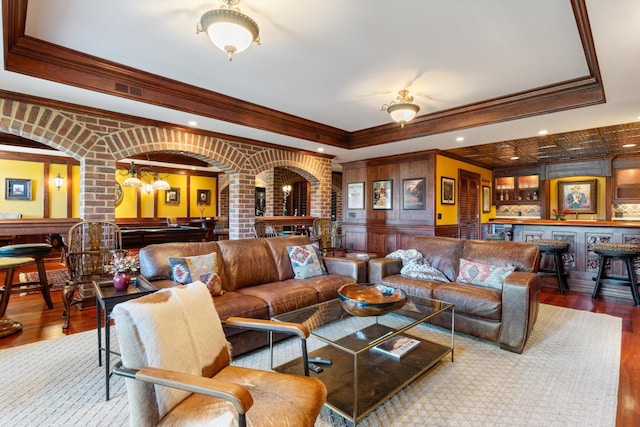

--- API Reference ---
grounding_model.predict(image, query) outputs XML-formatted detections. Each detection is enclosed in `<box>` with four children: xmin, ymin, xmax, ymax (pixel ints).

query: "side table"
<box><xmin>93</xmin><ymin>277</ymin><xmax>156</xmax><ymax>400</ymax></box>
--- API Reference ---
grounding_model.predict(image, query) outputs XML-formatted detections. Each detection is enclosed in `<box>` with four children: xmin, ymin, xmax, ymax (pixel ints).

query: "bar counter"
<box><xmin>489</xmin><ymin>218</ymin><xmax>640</xmax><ymax>302</ymax></box>
<box><xmin>490</xmin><ymin>218</ymin><xmax>640</xmax><ymax>227</ymax></box>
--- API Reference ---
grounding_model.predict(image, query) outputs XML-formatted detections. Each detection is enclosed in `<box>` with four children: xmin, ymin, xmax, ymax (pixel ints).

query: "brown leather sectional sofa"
<box><xmin>369</xmin><ymin>236</ymin><xmax>541</xmax><ymax>353</ymax></box>
<box><xmin>138</xmin><ymin>235</ymin><xmax>364</xmax><ymax>356</ymax></box>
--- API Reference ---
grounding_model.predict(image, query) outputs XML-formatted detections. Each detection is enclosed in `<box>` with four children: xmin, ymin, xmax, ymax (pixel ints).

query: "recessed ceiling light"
<box><xmin>317</xmin><ymin>147</ymin><xmax>324</xmax><ymax>152</ymax></box>
<box><xmin>187</xmin><ymin>120</ymin><xmax>198</xmax><ymax>127</ymax></box>
<box><xmin>622</xmin><ymin>143</ymin><xmax>637</xmax><ymax>148</ymax></box>
<box><xmin>538</xmin><ymin>129</ymin><xmax>548</xmax><ymax>135</ymax></box>
<box><xmin>456</xmin><ymin>136</ymin><xmax>464</xmax><ymax>142</ymax></box>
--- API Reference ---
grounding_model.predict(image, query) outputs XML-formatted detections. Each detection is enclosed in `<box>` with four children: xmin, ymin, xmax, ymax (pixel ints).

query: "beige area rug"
<box><xmin>0</xmin><ymin>304</ymin><xmax>621</xmax><ymax>426</ymax></box>
<box><xmin>18</xmin><ymin>268</ymin><xmax>69</xmax><ymax>292</ymax></box>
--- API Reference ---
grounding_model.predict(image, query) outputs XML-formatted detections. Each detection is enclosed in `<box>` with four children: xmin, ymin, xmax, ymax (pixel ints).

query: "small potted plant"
<box><xmin>551</xmin><ymin>208</ymin><xmax>571</xmax><ymax>220</ymax></box>
<box><xmin>110</xmin><ymin>250</ymin><xmax>139</xmax><ymax>291</ymax></box>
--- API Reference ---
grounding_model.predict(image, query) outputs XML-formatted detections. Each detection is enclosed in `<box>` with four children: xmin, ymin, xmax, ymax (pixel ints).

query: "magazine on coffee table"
<box><xmin>372</xmin><ymin>335</ymin><xmax>420</xmax><ymax>359</ymax></box>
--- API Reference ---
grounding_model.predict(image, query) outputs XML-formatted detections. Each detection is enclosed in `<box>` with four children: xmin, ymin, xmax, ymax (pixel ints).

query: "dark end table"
<box><xmin>93</xmin><ymin>277</ymin><xmax>156</xmax><ymax>400</ymax></box>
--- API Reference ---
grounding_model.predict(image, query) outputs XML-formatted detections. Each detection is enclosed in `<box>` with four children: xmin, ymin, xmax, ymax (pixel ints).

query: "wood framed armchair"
<box><xmin>112</xmin><ymin>282</ymin><xmax>326</xmax><ymax>427</ymax></box>
<box><xmin>311</xmin><ymin>218</ymin><xmax>345</xmax><ymax>256</ymax></box>
<box><xmin>62</xmin><ymin>221</ymin><xmax>122</xmax><ymax>329</ymax></box>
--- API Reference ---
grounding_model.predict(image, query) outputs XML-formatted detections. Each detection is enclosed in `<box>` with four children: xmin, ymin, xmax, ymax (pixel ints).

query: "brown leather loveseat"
<box><xmin>369</xmin><ymin>236</ymin><xmax>541</xmax><ymax>353</ymax></box>
<box><xmin>138</xmin><ymin>235</ymin><xmax>364</xmax><ymax>356</ymax></box>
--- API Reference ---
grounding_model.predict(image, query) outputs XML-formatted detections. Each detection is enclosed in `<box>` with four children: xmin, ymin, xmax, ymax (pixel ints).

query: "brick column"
<box><xmin>227</xmin><ymin>171</ymin><xmax>256</xmax><ymax>239</ymax></box>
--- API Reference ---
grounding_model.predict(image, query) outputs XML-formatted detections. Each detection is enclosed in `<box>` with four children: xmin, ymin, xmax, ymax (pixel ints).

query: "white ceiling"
<box><xmin>1</xmin><ymin>0</ymin><xmax>639</xmax><ymax>169</ymax></box>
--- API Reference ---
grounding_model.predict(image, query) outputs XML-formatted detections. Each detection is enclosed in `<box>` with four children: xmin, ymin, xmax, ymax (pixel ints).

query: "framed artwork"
<box><xmin>482</xmin><ymin>186</ymin><xmax>491</xmax><ymax>212</ymax></box>
<box><xmin>5</xmin><ymin>178</ymin><xmax>32</xmax><ymax>200</ymax></box>
<box><xmin>372</xmin><ymin>179</ymin><xmax>392</xmax><ymax>210</ymax></box>
<box><xmin>558</xmin><ymin>179</ymin><xmax>597</xmax><ymax>214</ymax></box>
<box><xmin>197</xmin><ymin>189</ymin><xmax>211</xmax><ymax>205</ymax></box>
<box><xmin>165</xmin><ymin>187</ymin><xmax>180</xmax><ymax>204</ymax></box>
<box><xmin>441</xmin><ymin>177</ymin><xmax>455</xmax><ymax>205</ymax></box>
<box><xmin>347</xmin><ymin>182</ymin><xmax>365</xmax><ymax>209</ymax></box>
<box><xmin>403</xmin><ymin>178</ymin><xmax>425</xmax><ymax>210</ymax></box>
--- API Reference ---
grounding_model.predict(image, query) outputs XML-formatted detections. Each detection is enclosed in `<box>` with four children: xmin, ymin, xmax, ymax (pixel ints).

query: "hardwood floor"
<box><xmin>0</xmin><ymin>262</ymin><xmax>638</xmax><ymax>426</ymax></box>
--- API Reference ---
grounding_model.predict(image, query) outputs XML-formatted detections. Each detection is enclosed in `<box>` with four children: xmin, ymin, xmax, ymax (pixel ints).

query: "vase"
<box><xmin>113</xmin><ymin>272</ymin><xmax>131</xmax><ymax>291</ymax></box>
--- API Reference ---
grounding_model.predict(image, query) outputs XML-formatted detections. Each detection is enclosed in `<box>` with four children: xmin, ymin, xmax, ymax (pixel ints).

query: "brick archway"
<box><xmin>0</xmin><ymin>97</ymin><xmax>333</xmax><ymax>235</ymax></box>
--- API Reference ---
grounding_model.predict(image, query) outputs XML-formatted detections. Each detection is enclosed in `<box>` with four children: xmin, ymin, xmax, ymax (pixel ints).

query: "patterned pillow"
<box><xmin>286</xmin><ymin>244</ymin><xmax>324</xmax><ymax>279</ymax></box>
<box><xmin>311</xmin><ymin>242</ymin><xmax>328</xmax><ymax>275</ymax></box>
<box><xmin>169</xmin><ymin>252</ymin><xmax>224</xmax><ymax>296</ymax></box>
<box><xmin>205</xmin><ymin>272</ymin><xmax>224</xmax><ymax>297</ymax></box>
<box><xmin>456</xmin><ymin>258</ymin><xmax>515</xmax><ymax>290</ymax></box>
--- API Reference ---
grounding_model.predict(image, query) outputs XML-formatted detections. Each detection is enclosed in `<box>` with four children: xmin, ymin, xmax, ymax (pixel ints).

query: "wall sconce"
<box><xmin>53</xmin><ymin>173</ymin><xmax>65</xmax><ymax>191</ymax></box>
<box><xmin>282</xmin><ymin>184</ymin><xmax>292</xmax><ymax>216</ymax></box>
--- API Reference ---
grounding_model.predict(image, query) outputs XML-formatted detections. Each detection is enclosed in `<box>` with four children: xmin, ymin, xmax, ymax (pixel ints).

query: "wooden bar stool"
<box><xmin>0</xmin><ymin>256</ymin><xmax>40</xmax><ymax>320</ymax></box>
<box><xmin>532</xmin><ymin>239</ymin><xmax>569</xmax><ymax>294</ymax></box>
<box><xmin>0</xmin><ymin>243</ymin><xmax>54</xmax><ymax>315</ymax></box>
<box><xmin>592</xmin><ymin>243</ymin><xmax>640</xmax><ymax>306</ymax></box>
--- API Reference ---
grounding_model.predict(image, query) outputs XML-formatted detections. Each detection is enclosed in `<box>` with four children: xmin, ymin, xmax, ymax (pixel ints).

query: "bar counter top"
<box><xmin>489</xmin><ymin>218</ymin><xmax>640</xmax><ymax>228</ymax></box>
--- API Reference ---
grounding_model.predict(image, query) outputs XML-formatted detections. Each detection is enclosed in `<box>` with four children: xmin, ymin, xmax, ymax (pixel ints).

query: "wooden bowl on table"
<box><xmin>338</xmin><ymin>283</ymin><xmax>407</xmax><ymax>317</ymax></box>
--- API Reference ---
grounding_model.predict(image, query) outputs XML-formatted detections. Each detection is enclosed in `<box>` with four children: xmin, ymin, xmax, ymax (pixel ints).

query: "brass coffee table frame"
<box><xmin>271</xmin><ymin>296</ymin><xmax>454</xmax><ymax>424</ymax></box>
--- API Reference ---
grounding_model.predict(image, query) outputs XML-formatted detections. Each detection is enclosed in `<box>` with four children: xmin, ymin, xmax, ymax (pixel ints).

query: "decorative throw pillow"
<box><xmin>402</xmin><ymin>265</ymin><xmax>450</xmax><ymax>282</ymax></box>
<box><xmin>311</xmin><ymin>242</ymin><xmax>328</xmax><ymax>275</ymax></box>
<box><xmin>169</xmin><ymin>252</ymin><xmax>224</xmax><ymax>296</ymax></box>
<box><xmin>286</xmin><ymin>244</ymin><xmax>324</xmax><ymax>279</ymax></box>
<box><xmin>205</xmin><ymin>272</ymin><xmax>224</xmax><ymax>297</ymax></box>
<box><xmin>456</xmin><ymin>258</ymin><xmax>515</xmax><ymax>290</ymax></box>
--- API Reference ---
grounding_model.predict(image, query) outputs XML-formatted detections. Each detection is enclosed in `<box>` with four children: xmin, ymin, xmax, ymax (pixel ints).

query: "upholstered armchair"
<box><xmin>112</xmin><ymin>282</ymin><xmax>326</xmax><ymax>427</ymax></box>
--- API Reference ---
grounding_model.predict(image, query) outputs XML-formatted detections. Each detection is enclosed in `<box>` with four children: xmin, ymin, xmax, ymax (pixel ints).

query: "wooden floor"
<box><xmin>0</xmin><ymin>261</ymin><xmax>638</xmax><ymax>426</ymax></box>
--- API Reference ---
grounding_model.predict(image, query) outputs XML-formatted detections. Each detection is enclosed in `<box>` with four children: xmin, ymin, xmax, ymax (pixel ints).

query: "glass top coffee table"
<box><xmin>271</xmin><ymin>295</ymin><xmax>454</xmax><ymax>424</ymax></box>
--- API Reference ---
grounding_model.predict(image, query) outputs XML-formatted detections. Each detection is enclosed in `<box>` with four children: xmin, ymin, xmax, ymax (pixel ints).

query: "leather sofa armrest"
<box><xmin>323</xmin><ymin>257</ymin><xmax>365</xmax><ymax>282</ymax></box>
<box><xmin>368</xmin><ymin>258</ymin><xmax>402</xmax><ymax>284</ymax></box>
<box><xmin>498</xmin><ymin>271</ymin><xmax>541</xmax><ymax>353</ymax></box>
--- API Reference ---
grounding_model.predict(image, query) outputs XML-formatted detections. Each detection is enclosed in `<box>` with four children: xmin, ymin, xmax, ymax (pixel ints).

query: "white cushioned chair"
<box><xmin>112</xmin><ymin>281</ymin><xmax>326</xmax><ymax>427</ymax></box>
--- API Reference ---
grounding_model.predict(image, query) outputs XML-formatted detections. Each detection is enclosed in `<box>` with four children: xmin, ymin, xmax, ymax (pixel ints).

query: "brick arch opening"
<box><xmin>0</xmin><ymin>98</ymin><xmax>334</xmax><ymax>231</ymax></box>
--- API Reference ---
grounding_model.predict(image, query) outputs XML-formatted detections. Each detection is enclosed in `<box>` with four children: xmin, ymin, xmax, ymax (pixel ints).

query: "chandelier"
<box><xmin>381</xmin><ymin>90</ymin><xmax>420</xmax><ymax>128</ymax></box>
<box><xmin>197</xmin><ymin>0</ymin><xmax>260</xmax><ymax>61</ymax></box>
<box><xmin>119</xmin><ymin>161</ymin><xmax>170</xmax><ymax>192</ymax></box>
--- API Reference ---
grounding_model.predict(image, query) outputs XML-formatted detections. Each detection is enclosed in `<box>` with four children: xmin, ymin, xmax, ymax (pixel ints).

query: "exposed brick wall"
<box><xmin>0</xmin><ymin>97</ymin><xmax>338</xmax><ymax>237</ymax></box>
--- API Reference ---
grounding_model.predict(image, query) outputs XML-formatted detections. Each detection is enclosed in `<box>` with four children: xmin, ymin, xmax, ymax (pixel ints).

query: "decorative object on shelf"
<box><xmin>282</xmin><ymin>184</ymin><xmax>292</xmax><ymax>215</ymax></box>
<box><xmin>372</xmin><ymin>179</ymin><xmax>392</xmax><ymax>210</ymax></box>
<box><xmin>338</xmin><ymin>283</ymin><xmax>407</xmax><ymax>317</ymax></box>
<box><xmin>5</xmin><ymin>178</ymin><xmax>32</xmax><ymax>200</ymax></box>
<box><xmin>551</xmin><ymin>208</ymin><xmax>570</xmax><ymax>220</ymax></box>
<box><xmin>381</xmin><ymin>89</ymin><xmax>420</xmax><ymax>127</ymax></box>
<box><xmin>441</xmin><ymin>176</ymin><xmax>455</xmax><ymax>205</ymax></box>
<box><xmin>347</xmin><ymin>182</ymin><xmax>365</xmax><ymax>210</ymax></box>
<box><xmin>53</xmin><ymin>173</ymin><xmax>65</xmax><ymax>191</ymax></box>
<box><xmin>198</xmin><ymin>203</ymin><xmax>206</xmax><ymax>219</ymax></box>
<box><xmin>110</xmin><ymin>251</ymin><xmax>139</xmax><ymax>291</ymax></box>
<box><xmin>165</xmin><ymin>187</ymin><xmax>180</xmax><ymax>204</ymax></box>
<box><xmin>197</xmin><ymin>0</ymin><xmax>260</xmax><ymax>61</ymax></box>
<box><xmin>558</xmin><ymin>179</ymin><xmax>597</xmax><ymax>214</ymax></box>
<box><xmin>118</xmin><ymin>161</ymin><xmax>170</xmax><ymax>191</ymax></box>
<box><xmin>403</xmin><ymin>178</ymin><xmax>425</xmax><ymax>210</ymax></box>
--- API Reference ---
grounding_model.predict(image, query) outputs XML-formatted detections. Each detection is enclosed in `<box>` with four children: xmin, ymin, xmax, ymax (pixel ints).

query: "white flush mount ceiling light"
<box><xmin>197</xmin><ymin>0</ymin><xmax>260</xmax><ymax>61</ymax></box>
<box><xmin>381</xmin><ymin>90</ymin><xmax>420</xmax><ymax>128</ymax></box>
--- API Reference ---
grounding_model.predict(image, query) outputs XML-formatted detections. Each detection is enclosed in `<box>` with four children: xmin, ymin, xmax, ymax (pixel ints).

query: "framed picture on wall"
<box><xmin>558</xmin><ymin>179</ymin><xmax>597</xmax><ymax>214</ymax></box>
<box><xmin>197</xmin><ymin>189</ymin><xmax>211</xmax><ymax>205</ymax></box>
<box><xmin>165</xmin><ymin>187</ymin><xmax>180</xmax><ymax>205</ymax></box>
<box><xmin>441</xmin><ymin>177</ymin><xmax>455</xmax><ymax>205</ymax></box>
<box><xmin>403</xmin><ymin>178</ymin><xmax>425</xmax><ymax>210</ymax></box>
<box><xmin>347</xmin><ymin>182</ymin><xmax>365</xmax><ymax>209</ymax></box>
<box><xmin>482</xmin><ymin>186</ymin><xmax>491</xmax><ymax>212</ymax></box>
<box><xmin>5</xmin><ymin>178</ymin><xmax>32</xmax><ymax>200</ymax></box>
<box><xmin>372</xmin><ymin>179</ymin><xmax>392</xmax><ymax>210</ymax></box>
